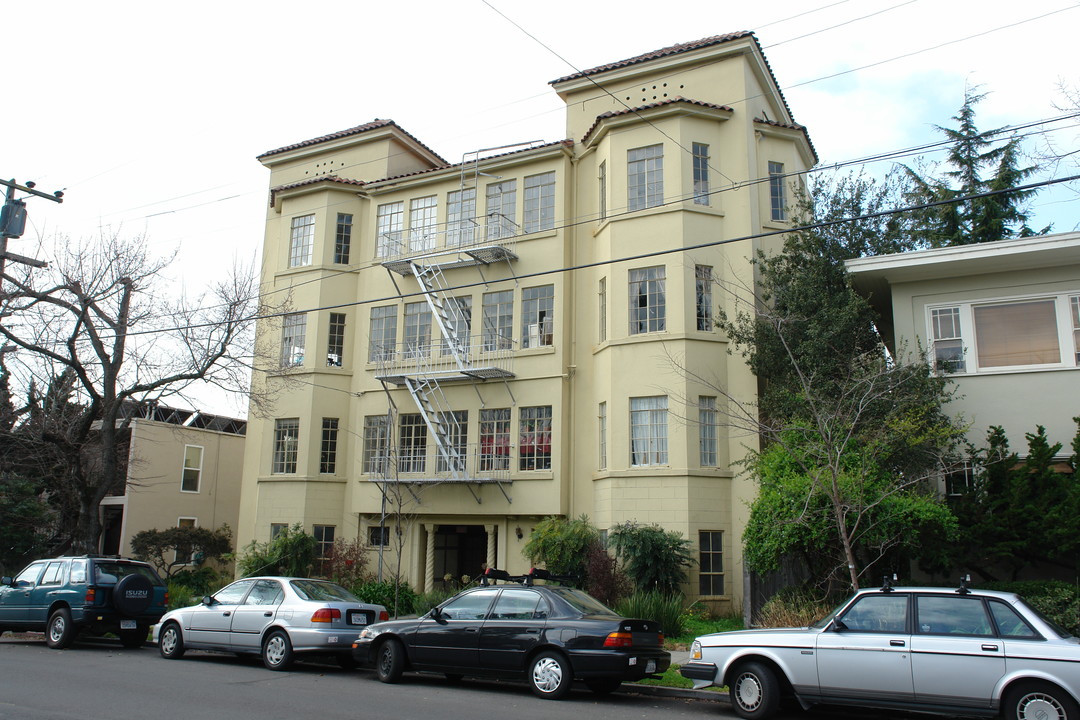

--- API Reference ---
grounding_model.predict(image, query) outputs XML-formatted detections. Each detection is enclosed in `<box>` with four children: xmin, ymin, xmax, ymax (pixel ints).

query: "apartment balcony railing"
<box><xmin>372</xmin><ymin>335</ymin><xmax>515</xmax><ymax>385</ymax></box>
<box><xmin>376</xmin><ymin>216</ymin><xmax>521</xmax><ymax>271</ymax></box>
<box><xmin>364</xmin><ymin>441</ymin><xmax>549</xmax><ymax>484</ymax></box>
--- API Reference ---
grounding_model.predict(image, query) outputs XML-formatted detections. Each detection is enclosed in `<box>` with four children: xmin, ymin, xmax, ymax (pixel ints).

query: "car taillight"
<box><xmin>658</xmin><ymin>632</ymin><xmax>664</xmax><ymax>643</ymax></box>
<box><xmin>311</xmin><ymin>608</ymin><xmax>342</xmax><ymax>623</ymax></box>
<box><xmin>603</xmin><ymin>631</ymin><xmax>633</xmax><ymax>648</ymax></box>
<box><xmin>85</xmin><ymin>587</ymin><xmax>96</xmax><ymax>604</ymax></box>
<box><xmin>164</xmin><ymin>590</ymin><xmax>169</xmax><ymax>606</ymax></box>
<box><xmin>379</xmin><ymin>610</ymin><xmax>390</xmax><ymax>622</ymax></box>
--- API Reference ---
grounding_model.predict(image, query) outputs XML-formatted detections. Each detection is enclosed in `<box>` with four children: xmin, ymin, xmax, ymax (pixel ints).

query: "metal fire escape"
<box><xmin>375</xmin><ymin>229</ymin><xmax>518</xmax><ymax>504</ymax></box>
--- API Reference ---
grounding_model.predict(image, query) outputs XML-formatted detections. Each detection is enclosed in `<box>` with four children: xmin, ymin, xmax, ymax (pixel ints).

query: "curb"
<box><xmin>619</xmin><ymin>683</ymin><xmax>729</xmax><ymax>704</ymax></box>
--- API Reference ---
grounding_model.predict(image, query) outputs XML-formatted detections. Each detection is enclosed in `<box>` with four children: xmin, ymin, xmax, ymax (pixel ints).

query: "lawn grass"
<box><xmin>666</xmin><ymin>613</ymin><xmax>743</xmax><ymax>649</ymax></box>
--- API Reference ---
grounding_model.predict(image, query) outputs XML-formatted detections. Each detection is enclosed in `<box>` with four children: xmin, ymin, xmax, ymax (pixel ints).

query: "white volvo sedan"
<box><xmin>681</xmin><ymin>580</ymin><xmax>1080</xmax><ymax>720</ymax></box>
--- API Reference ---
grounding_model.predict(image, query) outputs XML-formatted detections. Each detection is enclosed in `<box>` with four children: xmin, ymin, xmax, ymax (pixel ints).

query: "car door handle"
<box><xmin>526</xmin><ymin>629</ymin><xmax>540</xmax><ymax>634</ymax></box>
<box><xmin>890</xmin><ymin>640</ymin><xmax>906</xmax><ymax>647</ymax></box>
<box><xmin>982</xmin><ymin>644</ymin><xmax>999</xmax><ymax>652</ymax></box>
<box><xmin>464</xmin><ymin>627</ymin><xmax>478</xmax><ymax>632</ymax></box>
<box><xmin>263</xmin><ymin>611</ymin><xmax>273</xmax><ymax>617</ymax></box>
<box><xmin>222</xmin><ymin>611</ymin><xmax>231</xmax><ymax>616</ymax></box>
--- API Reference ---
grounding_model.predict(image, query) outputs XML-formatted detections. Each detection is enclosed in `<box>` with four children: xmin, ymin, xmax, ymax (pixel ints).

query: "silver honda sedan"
<box><xmin>155</xmin><ymin>576</ymin><xmax>388</xmax><ymax>670</ymax></box>
<box><xmin>681</xmin><ymin>582</ymin><xmax>1080</xmax><ymax>720</ymax></box>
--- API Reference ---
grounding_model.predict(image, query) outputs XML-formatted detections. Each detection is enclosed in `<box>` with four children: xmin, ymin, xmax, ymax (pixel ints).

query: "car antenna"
<box><xmin>957</xmin><ymin>574</ymin><xmax>972</xmax><ymax>595</ymax></box>
<box><xmin>881</xmin><ymin>573</ymin><xmax>897</xmax><ymax>592</ymax></box>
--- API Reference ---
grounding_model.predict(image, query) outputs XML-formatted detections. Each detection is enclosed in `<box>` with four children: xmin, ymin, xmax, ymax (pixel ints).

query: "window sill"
<box><xmin>942</xmin><ymin>364</ymin><xmax>1080</xmax><ymax>378</ymax></box>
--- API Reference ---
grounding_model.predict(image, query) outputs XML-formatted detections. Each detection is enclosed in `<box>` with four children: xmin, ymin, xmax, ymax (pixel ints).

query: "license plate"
<box><xmin>348</xmin><ymin>611</ymin><xmax>368</xmax><ymax>625</ymax></box>
<box><xmin>120</xmin><ymin>619</ymin><xmax>136</xmax><ymax>630</ymax></box>
<box><xmin>646</xmin><ymin>660</ymin><xmax>656</xmax><ymax>674</ymax></box>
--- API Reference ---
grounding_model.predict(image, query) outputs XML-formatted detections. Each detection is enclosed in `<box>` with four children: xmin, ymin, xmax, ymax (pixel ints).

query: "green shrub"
<box><xmin>616</xmin><ymin>591</ymin><xmax>687</xmax><ymax>637</ymax></box>
<box><xmin>982</xmin><ymin>580</ymin><xmax>1080</xmax><ymax>636</ymax></box>
<box><xmin>414</xmin><ymin>587</ymin><xmax>457</xmax><ymax>615</ymax></box>
<box><xmin>757</xmin><ymin>585</ymin><xmax>837</xmax><ymax>628</ymax></box>
<box><xmin>523</xmin><ymin>515</ymin><xmax>599</xmax><ymax>583</ymax></box>
<box><xmin>166</xmin><ymin>580</ymin><xmax>199</xmax><ymax>611</ymax></box>
<box><xmin>353</xmin><ymin>579</ymin><xmax>419</xmax><ymax>617</ymax></box>
<box><xmin>170</xmin><ymin>566</ymin><xmax>226</xmax><ymax>595</ymax></box>
<box><xmin>235</xmin><ymin>523</ymin><xmax>317</xmax><ymax>578</ymax></box>
<box><xmin>609</xmin><ymin>522</ymin><xmax>693</xmax><ymax>595</ymax></box>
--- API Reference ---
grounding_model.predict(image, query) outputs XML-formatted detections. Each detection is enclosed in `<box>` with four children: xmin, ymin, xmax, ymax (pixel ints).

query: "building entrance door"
<box><xmin>433</xmin><ymin>525</ymin><xmax>489</xmax><ymax>588</ymax></box>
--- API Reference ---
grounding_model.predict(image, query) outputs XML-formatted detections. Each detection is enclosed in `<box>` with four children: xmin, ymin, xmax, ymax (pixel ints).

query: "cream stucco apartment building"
<box><xmin>237</xmin><ymin>33</ymin><xmax>816</xmax><ymax>610</ymax></box>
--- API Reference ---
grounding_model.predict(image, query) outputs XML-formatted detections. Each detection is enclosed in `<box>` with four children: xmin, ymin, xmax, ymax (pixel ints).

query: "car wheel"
<box><xmin>119</xmin><ymin>624</ymin><xmax>149</xmax><ymax>649</ymax></box>
<box><xmin>1004</xmin><ymin>681</ymin><xmax>1080</xmax><ymax>720</ymax></box>
<box><xmin>262</xmin><ymin>629</ymin><xmax>294</xmax><ymax>671</ymax></box>
<box><xmin>585</xmin><ymin>677</ymin><xmax>623</xmax><ymax>695</ymax></box>
<box><xmin>528</xmin><ymin>650</ymin><xmax>572</xmax><ymax>700</ymax></box>
<box><xmin>375</xmin><ymin>638</ymin><xmax>405</xmax><ymax>683</ymax></box>
<box><xmin>45</xmin><ymin>608</ymin><xmax>75</xmax><ymax>649</ymax></box>
<box><xmin>159</xmin><ymin>622</ymin><xmax>186</xmax><ymax>659</ymax></box>
<box><xmin>730</xmin><ymin>661</ymin><xmax>780</xmax><ymax>720</ymax></box>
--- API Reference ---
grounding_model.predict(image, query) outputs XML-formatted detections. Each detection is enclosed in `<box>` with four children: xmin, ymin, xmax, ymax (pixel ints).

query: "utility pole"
<box><xmin>1</xmin><ymin>177</ymin><xmax>63</xmax><ymax>280</ymax></box>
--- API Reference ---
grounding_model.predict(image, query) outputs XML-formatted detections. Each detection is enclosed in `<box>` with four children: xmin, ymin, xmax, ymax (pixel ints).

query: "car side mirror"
<box><xmin>201</xmin><ymin>595</ymin><xmax>215</xmax><ymax>606</ymax></box>
<box><xmin>832</xmin><ymin>619</ymin><xmax>848</xmax><ymax>632</ymax></box>
<box><xmin>1</xmin><ymin>577</ymin><xmax>12</xmax><ymax>587</ymax></box>
<box><xmin>428</xmin><ymin>606</ymin><xmax>442</xmax><ymax>620</ymax></box>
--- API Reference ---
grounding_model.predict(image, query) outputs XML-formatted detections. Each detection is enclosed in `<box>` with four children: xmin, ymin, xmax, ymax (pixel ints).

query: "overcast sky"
<box><xmin>5</xmin><ymin>0</ymin><xmax>1079</xmax><ymax>416</ymax></box>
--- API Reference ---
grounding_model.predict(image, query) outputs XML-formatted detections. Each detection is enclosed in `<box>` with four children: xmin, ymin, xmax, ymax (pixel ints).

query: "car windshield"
<box><xmin>810</xmin><ymin>600</ymin><xmax>849</xmax><ymax>629</ymax></box>
<box><xmin>546</xmin><ymin>587</ymin><xmax>617</xmax><ymax>616</ymax></box>
<box><xmin>93</xmin><ymin>561</ymin><xmax>162</xmax><ymax>586</ymax></box>
<box><xmin>290</xmin><ymin>579</ymin><xmax>358</xmax><ymax>602</ymax></box>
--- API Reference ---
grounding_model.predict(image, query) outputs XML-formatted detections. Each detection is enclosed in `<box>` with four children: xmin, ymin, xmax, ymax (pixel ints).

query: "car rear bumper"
<box><xmin>286</xmin><ymin>626</ymin><xmax>364</xmax><ymax>653</ymax></box>
<box><xmin>568</xmin><ymin>648</ymin><xmax>671</xmax><ymax>680</ymax></box>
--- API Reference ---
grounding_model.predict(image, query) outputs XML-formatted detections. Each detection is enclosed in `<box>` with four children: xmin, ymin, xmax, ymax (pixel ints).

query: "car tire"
<box><xmin>730</xmin><ymin>661</ymin><xmax>780</xmax><ymax>720</ymax></box>
<box><xmin>336</xmin><ymin>653</ymin><xmax>358</xmax><ymax>670</ymax></box>
<box><xmin>45</xmin><ymin>608</ymin><xmax>75</xmax><ymax>649</ymax></box>
<box><xmin>262</xmin><ymin>629</ymin><xmax>295</xmax><ymax>671</ymax></box>
<box><xmin>585</xmin><ymin>677</ymin><xmax>623</xmax><ymax>695</ymax></box>
<box><xmin>528</xmin><ymin>650</ymin><xmax>572</xmax><ymax>700</ymax></box>
<box><xmin>113</xmin><ymin>574</ymin><xmax>154</xmax><ymax>616</ymax></box>
<box><xmin>375</xmin><ymin>638</ymin><xmax>405</xmax><ymax>683</ymax></box>
<box><xmin>119</xmin><ymin>624</ymin><xmax>148</xmax><ymax>649</ymax></box>
<box><xmin>1004</xmin><ymin>680</ymin><xmax>1080</xmax><ymax>720</ymax></box>
<box><xmin>159</xmin><ymin>622</ymin><xmax>186</xmax><ymax>659</ymax></box>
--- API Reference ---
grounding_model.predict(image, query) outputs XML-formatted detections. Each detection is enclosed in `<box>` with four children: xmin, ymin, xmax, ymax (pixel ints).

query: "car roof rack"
<box><xmin>956</xmin><ymin>573</ymin><xmax>973</xmax><ymax>595</ymax></box>
<box><xmin>479</xmin><ymin>567</ymin><xmax>578</xmax><ymax>587</ymax></box>
<box><xmin>880</xmin><ymin>573</ymin><xmax>898</xmax><ymax>592</ymax></box>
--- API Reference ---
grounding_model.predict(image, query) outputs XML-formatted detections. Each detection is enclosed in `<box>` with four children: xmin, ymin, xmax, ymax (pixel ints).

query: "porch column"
<box><xmin>424</xmin><ymin>524</ymin><xmax>437</xmax><ymax>592</ymax></box>
<box><xmin>485</xmin><ymin>524</ymin><xmax>496</xmax><ymax>571</ymax></box>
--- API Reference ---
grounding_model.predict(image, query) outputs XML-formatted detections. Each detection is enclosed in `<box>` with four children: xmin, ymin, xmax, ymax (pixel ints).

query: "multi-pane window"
<box><xmin>447</xmin><ymin>188</ymin><xmax>476</xmax><ymax>247</ymax></box>
<box><xmin>369</xmin><ymin>526</ymin><xmax>390</xmax><ymax>546</ymax></box>
<box><xmin>409</xmin><ymin>196</ymin><xmax>438</xmax><ymax>253</ymax></box>
<box><xmin>630</xmin><ymin>396</ymin><xmax>668</xmax><ymax>466</ymax></box>
<box><xmin>441</xmin><ymin>297</ymin><xmax>472</xmax><ymax>356</ymax></box>
<box><xmin>176</xmin><ymin>518</ymin><xmax>197</xmax><ymax>564</ymax></box>
<box><xmin>376</xmin><ymin>201</ymin><xmax>404</xmax><ymax>257</ymax></box>
<box><xmin>598</xmin><ymin>402</ymin><xmax>607</xmax><ymax>471</ymax></box>
<box><xmin>288</xmin><ymin>214</ymin><xmax>314</xmax><ymax>267</ymax></box>
<box><xmin>403</xmin><ymin>301</ymin><xmax>432</xmax><ymax>357</ymax></box>
<box><xmin>486</xmin><ymin>180</ymin><xmax>517</xmax><ymax>241</ymax></box>
<box><xmin>327</xmin><ymin>312</ymin><xmax>346</xmax><ymax>367</ymax></box>
<box><xmin>768</xmin><ymin>161</ymin><xmax>786</xmax><ymax>222</ymax></box>
<box><xmin>272</xmin><ymin>419</ymin><xmax>299</xmax><ymax>474</ymax></box>
<box><xmin>320</xmin><ymin>418</ymin><xmax>339</xmax><ymax>474</ymax></box>
<box><xmin>699</xmin><ymin>396</ymin><xmax>718</xmax><ymax>467</ymax></box>
<box><xmin>181</xmin><ymin>445</ymin><xmax>203</xmax><ymax>492</ymax></box>
<box><xmin>368</xmin><ymin>306</ymin><xmax>397</xmax><ymax>362</ymax></box>
<box><xmin>931</xmin><ymin>307</ymin><xmax>965</xmax><ymax>373</ymax></box>
<box><xmin>436</xmin><ymin>411</ymin><xmax>467</xmax><ymax>473</ymax></box>
<box><xmin>523</xmin><ymin>172</ymin><xmax>555</xmax><ymax>233</ymax></box>
<box><xmin>482</xmin><ymin>290</ymin><xmax>513</xmax><ymax>351</ymax></box>
<box><xmin>479</xmin><ymin>408</ymin><xmax>511</xmax><ymax>471</ymax></box>
<box><xmin>696</xmin><ymin>265</ymin><xmax>713</xmax><ymax>331</ymax></box>
<box><xmin>629</xmin><ymin>266</ymin><xmax>666</xmax><ymax>334</ymax></box>
<box><xmin>1072</xmin><ymin>295</ymin><xmax>1080</xmax><ymax>363</ymax></box>
<box><xmin>598</xmin><ymin>161</ymin><xmax>607</xmax><ymax>221</ymax></box>
<box><xmin>399</xmin><ymin>414</ymin><xmax>426</xmax><ymax>473</ymax></box>
<box><xmin>628</xmin><ymin>144</ymin><xmax>663</xmax><ymax>211</ymax></box>
<box><xmin>270</xmin><ymin>523</ymin><xmax>288</xmax><ymax>540</ymax></box>
<box><xmin>362</xmin><ymin>415</ymin><xmax>390</xmax><ymax>474</ymax></box>
<box><xmin>519</xmin><ymin>406</ymin><xmax>552</xmax><ymax>471</ymax></box>
<box><xmin>334</xmin><ymin>213</ymin><xmax>352</xmax><ymax>264</ymax></box>
<box><xmin>313</xmin><ymin>525</ymin><xmax>335</xmax><ymax>559</ymax></box>
<box><xmin>945</xmin><ymin>463</ymin><xmax>976</xmax><ymax>497</ymax></box>
<box><xmin>698</xmin><ymin>531</ymin><xmax>724</xmax><ymax>596</ymax></box>
<box><xmin>521</xmin><ymin>285</ymin><xmax>554</xmax><ymax>348</ymax></box>
<box><xmin>692</xmin><ymin>143</ymin><xmax>710</xmax><ymax>205</ymax></box>
<box><xmin>280</xmin><ymin>313</ymin><xmax>306</xmax><ymax>367</ymax></box>
<box><xmin>598</xmin><ymin>277</ymin><xmax>607</xmax><ymax>343</ymax></box>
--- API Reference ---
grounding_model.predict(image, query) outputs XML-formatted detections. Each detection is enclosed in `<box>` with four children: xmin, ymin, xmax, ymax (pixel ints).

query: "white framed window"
<box><xmin>363</xmin><ymin>415</ymin><xmax>390</xmax><ymax>474</ymax></box>
<box><xmin>447</xmin><ymin>188</ymin><xmax>476</xmax><ymax>247</ymax></box>
<box><xmin>436</xmin><ymin>410</ymin><xmax>468</xmax><ymax>473</ymax></box>
<box><xmin>699</xmin><ymin>396</ymin><xmax>718</xmax><ymax>467</ymax></box>
<box><xmin>320</xmin><ymin>418</ymin><xmax>339</xmax><ymax>475</ymax></box>
<box><xmin>441</xmin><ymin>296</ymin><xmax>472</xmax><ymax>356</ymax></box>
<box><xmin>523</xmin><ymin>172</ymin><xmax>555</xmax><ymax>233</ymax></box>
<box><xmin>692</xmin><ymin>143</ymin><xmax>710</xmax><ymax>205</ymax></box>
<box><xmin>928</xmin><ymin>293</ymin><xmax>1080</xmax><ymax>374</ymax></box>
<box><xmin>768</xmin><ymin>161</ymin><xmax>786</xmax><ymax>222</ymax></box>
<box><xmin>521</xmin><ymin>285</ymin><xmax>554</xmax><ymax>348</ymax></box>
<box><xmin>479</xmin><ymin>408</ymin><xmax>511</xmax><ymax>472</ymax></box>
<box><xmin>945</xmin><ymin>463</ymin><xmax>976</xmax><ymax>497</ymax></box>
<box><xmin>280</xmin><ymin>313</ymin><xmax>306</xmax><ymax>368</ymax></box>
<box><xmin>327</xmin><ymin>312</ymin><xmax>346</xmax><ymax>367</ymax></box>
<box><xmin>409</xmin><ymin>195</ymin><xmax>437</xmax><ymax>253</ymax></box>
<box><xmin>376</xmin><ymin>201</ymin><xmax>404</xmax><ymax>257</ymax></box>
<box><xmin>368</xmin><ymin>306</ymin><xmax>397</xmax><ymax>362</ymax></box>
<box><xmin>482</xmin><ymin>290</ymin><xmax>513</xmax><ymax>351</ymax></box>
<box><xmin>403</xmin><ymin>301</ymin><xmax>432</xmax><ymax>357</ymax></box>
<box><xmin>598</xmin><ymin>402</ymin><xmax>607</xmax><ymax>470</ymax></box>
<box><xmin>399</xmin><ymin>414</ymin><xmax>426</xmax><ymax>473</ymax></box>
<box><xmin>313</xmin><ymin>525</ymin><xmax>335</xmax><ymax>559</ymax></box>
<box><xmin>598</xmin><ymin>277</ymin><xmax>607</xmax><ymax>343</ymax></box>
<box><xmin>628</xmin><ymin>144</ymin><xmax>663</xmax><ymax>211</ymax></box>
<box><xmin>629</xmin><ymin>266</ymin><xmax>666</xmax><ymax>334</ymax></box>
<box><xmin>519</xmin><ymin>406</ymin><xmax>552</xmax><ymax>471</ymax></box>
<box><xmin>598</xmin><ymin>161</ymin><xmax>607</xmax><ymax>221</ymax></box>
<box><xmin>181</xmin><ymin>445</ymin><xmax>203</xmax><ymax>493</ymax></box>
<box><xmin>176</xmin><ymin>517</ymin><xmax>198</xmax><ymax>565</ymax></box>
<box><xmin>334</xmin><ymin>213</ymin><xmax>352</xmax><ymax>264</ymax></box>
<box><xmin>272</xmin><ymin>419</ymin><xmax>299</xmax><ymax>474</ymax></box>
<box><xmin>270</xmin><ymin>523</ymin><xmax>288</xmax><ymax>539</ymax></box>
<box><xmin>698</xmin><ymin>530</ymin><xmax>724</xmax><ymax>596</ymax></box>
<box><xmin>696</xmin><ymin>265</ymin><xmax>713</xmax><ymax>331</ymax></box>
<box><xmin>630</xmin><ymin>396</ymin><xmax>668</xmax><ymax>466</ymax></box>
<box><xmin>288</xmin><ymin>214</ymin><xmax>314</xmax><ymax>267</ymax></box>
<box><xmin>486</xmin><ymin>180</ymin><xmax>517</xmax><ymax>241</ymax></box>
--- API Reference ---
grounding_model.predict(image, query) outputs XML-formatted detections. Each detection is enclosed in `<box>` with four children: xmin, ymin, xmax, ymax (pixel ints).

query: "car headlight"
<box><xmin>690</xmin><ymin>640</ymin><xmax>702</xmax><ymax>660</ymax></box>
<box><xmin>358</xmin><ymin>626</ymin><xmax>383</xmax><ymax>640</ymax></box>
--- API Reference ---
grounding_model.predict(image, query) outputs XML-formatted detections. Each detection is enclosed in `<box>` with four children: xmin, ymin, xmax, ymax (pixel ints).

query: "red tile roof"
<box><xmin>268</xmin><ymin>175</ymin><xmax>367</xmax><ymax>207</ymax></box>
<box><xmin>257</xmin><ymin>119</ymin><xmax>448</xmax><ymax>164</ymax></box>
<box><xmin>755</xmin><ymin>117</ymin><xmax>818</xmax><ymax>162</ymax></box>
<box><xmin>581</xmin><ymin>97</ymin><xmax>733</xmax><ymax>143</ymax></box>
<box><xmin>368</xmin><ymin>140</ymin><xmax>574</xmax><ymax>186</ymax></box>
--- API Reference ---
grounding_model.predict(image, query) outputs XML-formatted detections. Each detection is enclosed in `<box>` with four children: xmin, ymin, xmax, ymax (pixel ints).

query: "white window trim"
<box><xmin>926</xmin><ymin>291</ymin><xmax>1080</xmax><ymax>375</ymax></box>
<box><xmin>181</xmin><ymin>445</ymin><xmax>204</xmax><ymax>493</ymax></box>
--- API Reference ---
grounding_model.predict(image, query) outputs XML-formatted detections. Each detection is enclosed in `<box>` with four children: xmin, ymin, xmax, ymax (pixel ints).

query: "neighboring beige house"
<box><xmin>847</xmin><ymin>231</ymin><xmax>1080</xmax><ymax>485</ymax></box>
<box><xmin>100</xmin><ymin>404</ymin><xmax>246</xmax><ymax>563</ymax></box>
<box><xmin>237</xmin><ymin>32</ymin><xmax>816</xmax><ymax>611</ymax></box>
